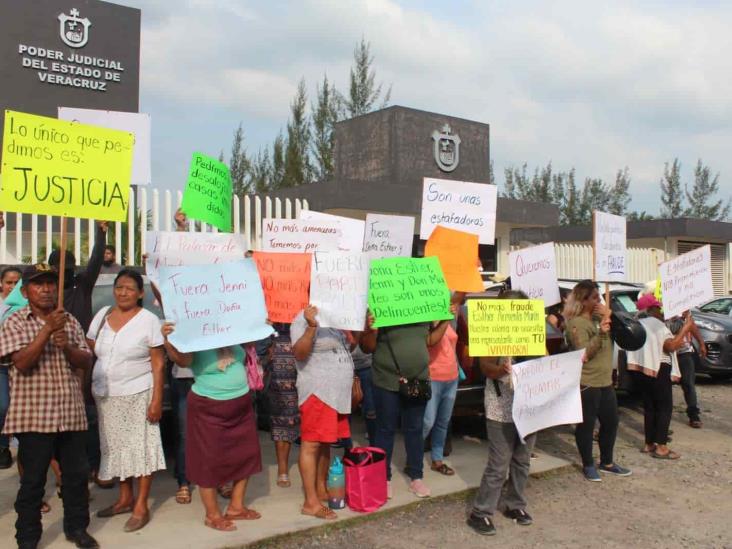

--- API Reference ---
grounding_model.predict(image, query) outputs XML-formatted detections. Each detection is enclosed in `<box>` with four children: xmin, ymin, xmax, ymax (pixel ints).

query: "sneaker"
<box><xmin>583</xmin><ymin>465</ymin><xmax>602</xmax><ymax>482</ymax></box>
<box><xmin>387</xmin><ymin>480</ymin><xmax>392</xmax><ymax>500</ymax></box>
<box><xmin>688</xmin><ymin>419</ymin><xmax>703</xmax><ymax>429</ymax></box>
<box><xmin>409</xmin><ymin>478</ymin><xmax>431</xmax><ymax>498</ymax></box>
<box><xmin>599</xmin><ymin>463</ymin><xmax>632</xmax><ymax>477</ymax></box>
<box><xmin>466</xmin><ymin>514</ymin><xmax>496</xmax><ymax>536</ymax></box>
<box><xmin>504</xmin><ymin>508</ymin><xmax>533</xmax><ymax>526</ymax></box>
<box><xmin>0</xmin><ymin>447</ymin><xmax>12</xmax><ymax>469</ymax></box>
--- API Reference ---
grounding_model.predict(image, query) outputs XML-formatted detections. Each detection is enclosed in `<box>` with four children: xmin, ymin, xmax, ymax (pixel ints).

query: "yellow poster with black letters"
<box><xmin>468</xmin><ymin>299</ymin><xmax>547</xmax><ymax>357</ymax></box>
<box><xmin>1</xmin><ymin>110</ymin><xmax>134</xmax><ymax>221</ymax></box>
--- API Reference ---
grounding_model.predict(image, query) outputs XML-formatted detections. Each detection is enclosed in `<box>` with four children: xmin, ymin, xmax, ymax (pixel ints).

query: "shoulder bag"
<box><xmin>383</xmin><ymin>328</ymin><xmax>431</xmax><ymax>402</ymax></box>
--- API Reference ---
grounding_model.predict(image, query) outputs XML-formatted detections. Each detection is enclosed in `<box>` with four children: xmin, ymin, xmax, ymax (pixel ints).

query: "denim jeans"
<box><xmin>678</xmin><ymin>352</ymin><xmax>700</xmax><ymax>421</ymax></box>
<box><xmin>373</xmin><ymin>385</ymin><xmax>426</xmax><ymax>481</ymax></box>
<box><xmin>171</xmin><ymin>376</ymin><xmax>194</xmax><ymax>486</ymax></box>
<box><xmin>0</xmin><ymin>366</ymin><xmax>9</xmax><ymax>448</ymax></box>
<box><xmin>16</xmin><ymin>431</ymin><xmax>90</xmax><ymax>546</ymax></box>
<box><xmin>355</xmin><ymin>367</ymin><xmax>376</xmax><ymax>444</ymax></box>
<box><xmin>422</xmin><ymin>378</ymin><xmax>458</xmax><ymax>462</ymax></box>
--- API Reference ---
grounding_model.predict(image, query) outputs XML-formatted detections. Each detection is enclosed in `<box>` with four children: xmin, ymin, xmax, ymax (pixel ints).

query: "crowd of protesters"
<box><xmin>0</xmin><ymin>210</ymin><xmax>710</xmax><ymax>547</ymax></box>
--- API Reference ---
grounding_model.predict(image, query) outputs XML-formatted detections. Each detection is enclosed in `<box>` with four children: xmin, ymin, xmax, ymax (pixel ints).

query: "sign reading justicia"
<box><xmin>0</xmin><ymin>0</ymin><xmax>140</xmax><ymax>152</ymax></box>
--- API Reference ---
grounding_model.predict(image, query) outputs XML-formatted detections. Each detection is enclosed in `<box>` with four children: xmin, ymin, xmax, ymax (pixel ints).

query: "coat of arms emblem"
<box><xmin>431</xmin><ymin>124</ymin><xmax>461</xmax><ymax>172</ymax></box>
<box><xmin>58</xmin><ymin>8</ymin><xmax>91</xmax><ymax>48</ymax></box>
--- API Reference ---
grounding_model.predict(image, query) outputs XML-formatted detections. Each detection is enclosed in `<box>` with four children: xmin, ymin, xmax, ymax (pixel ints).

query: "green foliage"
<box><xmin>282</xmin><ymin>79</ymin><xmax>312</xmax><ymax>188</ymax></box>
<box><xmin>660</xmin><ymin>158</ymin><xmax>683</xmax><ymax>218</ymax></box>
<box><xmin>684</xmin><ymin>159</ymin><xmax>730</xmax><ymax>221</ymax></box>
<box><xmin>228</xmin><ymin>124</ymin><xmax>251</xmax><ymax>195</ymax></box>
<box><xmin>343</xmin><ymin>37</ymin><xmax>391</xmax><ymax>118</ymax></box>
<box><xmin>311</xmin><ymin>74</ymin><xmax>340</xmax><ymax>181</ymax></box>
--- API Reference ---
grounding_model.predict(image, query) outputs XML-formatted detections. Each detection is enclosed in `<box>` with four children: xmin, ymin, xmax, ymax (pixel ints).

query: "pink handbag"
<box><xmin>244</xmin><ymin>344</ymin><xmax>264</xmax><ymax>391</ymax></box>
<box><xmin>343</xmin><ymin>447</ymin><xmax>388</xmax><ymax>513</ymax></box>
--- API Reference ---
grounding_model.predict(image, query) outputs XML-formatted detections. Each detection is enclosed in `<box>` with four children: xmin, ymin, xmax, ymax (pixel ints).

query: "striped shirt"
<box><xmin>0</xmin><ymin>307</ymin><xmax>89</xmax><ymax>434</ymax></box>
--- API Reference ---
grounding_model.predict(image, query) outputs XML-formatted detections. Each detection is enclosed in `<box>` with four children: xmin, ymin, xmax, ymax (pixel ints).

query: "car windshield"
<box><xmin>699</xmin><ymin>298</ymin><xmax>732</xmax><ymax>316</ymax></box>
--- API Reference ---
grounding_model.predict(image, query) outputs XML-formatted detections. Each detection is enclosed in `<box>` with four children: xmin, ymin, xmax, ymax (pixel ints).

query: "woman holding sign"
<box><xmin>87</xmin><ymin>270</ymin><xmax>166</xmax><ymax>532</ymax></box>
<box><xmin>291</xmin><ymin>305</ymin><xmax>354</xmax><ymax>520</ymax></box>
<box><xmin>564</xmin><ymin>280</ymin><xmax>631</xmax><ymax>482</ymax></box>
<box><xmin>162</xmin><ymin>330</ymin><xmax>263</xmax><ymax>532</ymax></box>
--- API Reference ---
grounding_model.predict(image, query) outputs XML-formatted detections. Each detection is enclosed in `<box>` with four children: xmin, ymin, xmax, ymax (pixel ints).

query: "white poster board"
<box><xmin>58</xmin><ymin>107</ymin><xmax>152</xmax><ymax>186</ymax></box>
<box><xmin>363</xmin><ymin>213</ymin><xmax>414</xmax><ymax>258</ymax></box>
<box><xmin>593</xmin><ymin>211</ymin><xmax>626</xmax><ymax>281</ymax></box>
<box><xmin>145</xmin><ymin>231</ymin><xmax>247</xmax><ymax>287</ymax></box>
<box><xmin>299</xmin><ymin>210</ymin><xmax>365</xmax><ymax>252</ymax></box>
<box><xmin>310</xmin><ymin>251</ymin><xmax>369</xmax><ymax>330</ymax></box>
<box><xmin>509</xmin><ymin>242</ymin><xmax>561</xmax><ymax>306</ymax></box>
<box><xmin>660</xmin><ymin>245</ymin><xmax>714</xmax><ymax>319</ymax></box>
<box><xmin>511</xmin><ymin>350</ymin><xmax>584</xmax><ymax>441</ymax></box>
<box><xmin>419</xmin><ymin>177</ymin><xmax>497</xmax><ymax>244</ymax></box>
<box><xmin>261</xmin><ymin>218</ymin><xmax>340</xmax><ymax>253</ymax></box>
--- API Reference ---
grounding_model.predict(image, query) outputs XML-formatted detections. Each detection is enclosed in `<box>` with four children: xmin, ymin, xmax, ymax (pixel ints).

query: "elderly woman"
<box><xmin>87</xmin><ymin>269</ymin><xmax>166</xmax><ymax>532</ymax></box>
<box><xmin>627</xmin><ymin>295</ymin><xmax>693</xmax><ymax>459</ymax></box>
<box><xmin>163</xmin><ymin>326</ymin><xmax>263</xmax><ymax>532</ymax></box>
<box><xmin>564</xmin><ymin>279</ymin><xmax>630</xmax><ymax>482</ymax></box>
<box><xmin>292</xmin><ymin>305</ymin><xmax>353</xmax><ymax>520</ymax></box>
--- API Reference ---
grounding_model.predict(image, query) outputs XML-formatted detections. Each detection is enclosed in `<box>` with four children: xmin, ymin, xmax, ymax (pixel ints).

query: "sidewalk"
<box><xmin>0</xmin><ymin>427</ymin><xmax>570</xmax><ymax>548</ymax></box>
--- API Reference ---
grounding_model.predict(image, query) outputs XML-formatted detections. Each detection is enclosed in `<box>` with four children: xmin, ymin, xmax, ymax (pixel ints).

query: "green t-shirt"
<box><xmin>372</xmin><ymin>323</ymin><xmax>430</xmax><ymax>392</ymax></box>
<box><xmin>190</xmin><ymin>346</ymin><xmax>249</xmax><ymax>401</ymax></box>
<box><xmin>565</xmin><ymin>316</ymin><xmax>613</xmax><ymax>387</ymax></box>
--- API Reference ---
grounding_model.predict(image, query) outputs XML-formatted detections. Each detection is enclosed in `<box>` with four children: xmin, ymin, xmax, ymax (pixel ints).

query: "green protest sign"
<box><xmin>368</xmin><ymin>256</ymin><xmax>453</xmax><ymax>328</ymax></box>
<box><xmin>181</xmin><ymin>152</ymin><xmax>233</xmax><ymax>232</ymax></box>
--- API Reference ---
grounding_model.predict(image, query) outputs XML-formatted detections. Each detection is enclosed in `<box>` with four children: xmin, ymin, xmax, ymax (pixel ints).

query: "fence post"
<box><xmin>275</xmin><ymin>197</ymin><xmax>282</xmax><ymax>219</ymax></box>
<box><xmin>140</xmin><ymin>187</ymin><xmax>148</xmax><ymax>257</ymax></box>
<box><xmin>74</xmin><ymin>217</ymin><xmax>81</xmax><ymax>263</ymax></box>
<box><xmin>127</xmin><ymin>187</ymin><xmax>135</xmax><ymax>265</ymax></box>
<box><xmin>30</xmin><ymin>214</ymin><xmax>38</xmax><ymax>264</ymax></box>
<box><xmin>45</xmin><ymin>216</ymin><xmax>52</xmax><ymax>264</ymax></box>
<box><xmin>152</xmin><ymin>188</ymin><xmax>160</xmax><ymax>232</ymax></box>
<box><xmin>244</xmin><ymin>195</ymin><xmax>252</xmax><ymax>249</ymax></box>
<box><xmin>233</xmin><ymin>195</ymin><xmax>241</xmax><ymax>235</ymax></box>
<box><xmin>15</xmin><ymin>213</ymin><xmax>22</xmax><ymax>265</ymax></box>
<box><xmin>255</xmin><ymin>196</ymin><xmax>262</xmax><ymax>250</ymax></box>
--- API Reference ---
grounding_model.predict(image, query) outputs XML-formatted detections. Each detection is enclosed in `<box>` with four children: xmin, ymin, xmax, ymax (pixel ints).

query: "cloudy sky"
<box><xmin>116</xmin><ymin>0</ymin><xmax>731</xmax><ymax>215</ymax></box>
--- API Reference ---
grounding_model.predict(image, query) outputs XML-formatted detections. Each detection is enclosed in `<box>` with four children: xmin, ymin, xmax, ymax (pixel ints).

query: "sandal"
<box><xmin>175</xmin><ymin>485</ymin><xmax>192</xmax><ymax>504</ymax></box>
<box><xmin>652</xmin><ymin>449</ymin><xmax>680</xmax><ymax>460</ymax></box>
<box><xmin>431</xmin><ymin>462</ymin><xmax>455</xmax><ymax>476</ymax></box>
<box><xmin>41</xmin><ymin>501</ymin><xmax>51</xmax><ymax>514</ymax></box>
<box><xmin>204</xmin><ymin>516</ymin><xmax>237</xmax><ymax>532</ymax></box>
<box><xmin>277</xmin><ymin>474</ymin><xmax>291</xmax><ymax>488</ymax></box>
<box><xmin>640</xmin><ymin>444</ymin><xmax>657</xmax><ymax>454</ymax></box>
<box><xmin>217</xmin><ymin>483</ymin><xmax>233</xmax><ymax>499</ymax></box>
<box><xmin>224</xmin><ymin>507</ymin><xmax>261</xmax><ymax>520</ymax></box>
<box><xmin>301</xmin><ymin>505</ymin><xmax>337</xmax><ymax>520</ymax></box>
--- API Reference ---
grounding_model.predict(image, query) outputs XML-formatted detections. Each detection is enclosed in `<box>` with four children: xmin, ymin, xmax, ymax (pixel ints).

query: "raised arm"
<box><xmin>360</xmin><ymin>311</ymin><xmax>378</xmax><ymax>354</ymax></box>
<box><xmin>161</xmin><ymin>322</ymin><xmax>193</xmax><ymax>367</ymax></box>
<box><xmin>293</xmin><ymin>305</ymin><xmax>319</xmax><ymax>361</ymax></box>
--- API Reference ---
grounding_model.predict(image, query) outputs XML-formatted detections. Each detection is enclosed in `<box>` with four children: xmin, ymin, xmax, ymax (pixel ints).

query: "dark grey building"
<box><xmin>267</xmin><ymin>105</ymin><xmax>558</xmax><ymax>272</ymax></box>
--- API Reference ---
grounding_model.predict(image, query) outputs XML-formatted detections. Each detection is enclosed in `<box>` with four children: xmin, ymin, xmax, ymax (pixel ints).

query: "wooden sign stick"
<box><xmin>57</xmin><ymin>217</ymin><xmax>67</xmax><ymax>310</ymax></box>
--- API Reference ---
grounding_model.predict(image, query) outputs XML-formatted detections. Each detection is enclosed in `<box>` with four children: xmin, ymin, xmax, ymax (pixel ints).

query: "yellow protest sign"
<box><xmin>468</xmin><ymin>299</ymin><xmax>546</xmax><ymax>357</ymax></box>
<box><xmin>1</xmin><ymin>110</ymin><xmax>134</xmax><ymax>221</ymax></box>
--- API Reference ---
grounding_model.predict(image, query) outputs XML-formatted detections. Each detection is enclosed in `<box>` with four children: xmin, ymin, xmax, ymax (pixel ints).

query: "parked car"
<box><xmin>690</xmin><ymin>298</ymin><xmax>732</xmax><ymax>380</ymax></box>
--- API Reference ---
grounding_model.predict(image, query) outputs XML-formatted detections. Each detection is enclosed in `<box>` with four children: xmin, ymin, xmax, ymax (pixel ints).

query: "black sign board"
<box><xmin>0</xmin><ymin>0</ymin><xmax>140</xmax><ymax>150</ymax></box>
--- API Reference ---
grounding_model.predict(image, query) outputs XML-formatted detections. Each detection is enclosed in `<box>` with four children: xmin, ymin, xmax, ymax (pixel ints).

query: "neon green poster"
<box><xmin>181</xmin><ymin>152</ymin><xmax>233</xmax><ymax>232</ymax></box>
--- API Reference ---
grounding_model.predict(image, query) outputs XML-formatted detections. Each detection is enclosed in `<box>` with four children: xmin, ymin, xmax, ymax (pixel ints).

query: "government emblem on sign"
<box><xmin>58</xmin><ymin>8</ymin><xmax>91</xmax><ymax>48</ymax></box>
<box><xmin>431</xmin><ymin>124</ymin><xmax>461</xmax><ymax>172</ymax></box>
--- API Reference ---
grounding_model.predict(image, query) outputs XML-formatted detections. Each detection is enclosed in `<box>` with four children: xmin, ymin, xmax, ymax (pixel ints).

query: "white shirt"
<box><xmin>87</xmin><ymin>306</ymin><xmax>164</xmax><ymax>397</ymax></box>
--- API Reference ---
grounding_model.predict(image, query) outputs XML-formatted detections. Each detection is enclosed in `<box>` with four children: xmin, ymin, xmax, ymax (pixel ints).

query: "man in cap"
<box><xmin>0</xmin><ymin>264</ymin><xmax>97</xmax><ymax>549</ymax></box>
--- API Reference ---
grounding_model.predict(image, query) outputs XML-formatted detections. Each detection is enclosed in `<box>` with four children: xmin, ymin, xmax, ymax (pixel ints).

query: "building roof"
<box><xmin>510</xmin><ymin>217</ymin><xmax>732</xmax><ymax>245</ymax></box>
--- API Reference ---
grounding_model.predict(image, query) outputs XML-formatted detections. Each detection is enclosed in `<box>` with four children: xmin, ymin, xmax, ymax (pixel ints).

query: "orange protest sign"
<box><xmin>253</xmin><ymin>251</ymin><xmax>312</xmax><ymax>323</ymax></box>
<box><xmin>424</xmin><ymin>225</ymin><xmax>484</xmax><ymax>292</ymax></box>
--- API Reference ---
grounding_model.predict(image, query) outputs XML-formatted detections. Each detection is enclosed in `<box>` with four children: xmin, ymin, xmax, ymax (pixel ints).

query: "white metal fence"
<box><xmin>0</xmin><ymin>188</ymin><xmax>308</xmax><ymax>265</ymax></box>
<box><xmin>553</xmin><ymin>243</ymin><xmax>662</xmax><ymax>283</ymax></box>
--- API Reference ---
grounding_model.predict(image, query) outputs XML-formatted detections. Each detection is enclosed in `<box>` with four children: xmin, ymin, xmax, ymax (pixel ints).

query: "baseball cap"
<box><xmin>636</xmin><ymin>293</ymin><xmax>662</xmax><ymax>311</ymax></box>
<box><xmin>22</xmin><ymin>263</ymin><xmax>58</xmax><ymax>284</ymax></box>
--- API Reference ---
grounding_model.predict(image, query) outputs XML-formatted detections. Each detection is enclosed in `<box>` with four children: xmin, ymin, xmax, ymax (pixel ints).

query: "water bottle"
<box><xmin>327</xmin><ymin>456</ymin><xmax>346</xmax><ymax>509</ymax></box>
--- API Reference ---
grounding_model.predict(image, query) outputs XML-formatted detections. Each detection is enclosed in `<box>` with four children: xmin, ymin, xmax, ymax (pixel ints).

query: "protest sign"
<box><xmin>310</xmin><ymin>251</ymin><xmax>370</xmax><ymax>330</ymax></box>
<box><xmin>419</xmin><ymin>177</ymin><xmax>497</xmax><ymax>244</ymax></box>
<box><xmin>181</xmin><ymin>152</ymin><xmax>232</xmax><ymax>232</ymax></box>
<box><xmin>368</xmin><ymin>256</ymin><xmax>453</xmax><ymax>328</ymax></box>
<box><xmin>58</xmin><ymin>107</ymin><xmax>151</xmax><ymax>186</ymax></box>
<box><xmin>1</xmin><ymin>109</ymin><xmax>133</xmax><ymax>221</ymax></box>
<box><xmin>660</xmin><ymin>245</ymin><xmax>714</xmax><ymax>319</ymax></box>
<box><xmin>424</xmin><ymin>225</ymin><xmax>483</xmax><ymax>292</ymax></box>
<box><xmin>509</xmin><ymin>242</ymin><xmax>561</xmax><ymax>306</ymax></box>
<box><xmin>467</xmin><ymin>299</ymin><xmax>546</xmax><ymax>357</ymax></box>
<box><xmin>145</xmin><ymin>231</ymin><xmax>247</xmax><ymax>287</ymax></box>
<box><xmin>300</xmin><ymin>210</ymin><xmax>365</xmax><ymax>251</ymax></box>
<box><xmin>511</xmin><ymin>350</ymin><xmax>584</xmax><ymax>441</ymax></box>
<box><xmin>363</xmin><ymin>213</ymin><xmax>414</xmax><ymax>258</ymax></box>
<box><xmin>593</xmin><ymin>211</ymin><xmax>626</xmax><ymax>282</ymax></box>
<box><xmin>252</xmin><ymin>251</ymin><xmax>311</xmax><ymax>323</ymax></box>
<box><xmin>159</xmin><ymin>260</ymin><xmax>273</xmax><ymax>353</ymax></box>
<box><xmin>261</xmin><ymin>218</ymin><xmax>340</xmax><ymax>253</ymax></box>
